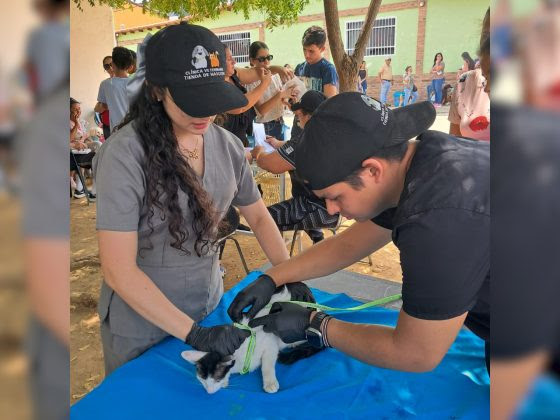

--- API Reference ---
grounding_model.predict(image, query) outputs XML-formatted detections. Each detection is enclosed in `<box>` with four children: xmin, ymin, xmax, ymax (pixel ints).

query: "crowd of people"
<box><xmin>68</xmin><ymin>7</ymin><xmax>493</xmax><ymax>385</ymax></box>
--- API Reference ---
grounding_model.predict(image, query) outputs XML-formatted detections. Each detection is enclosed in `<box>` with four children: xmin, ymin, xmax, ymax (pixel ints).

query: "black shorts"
<box><xmin>70</xmin><ymin>151</ymin><xmax>95</xmax><ymax>172</ymax></box>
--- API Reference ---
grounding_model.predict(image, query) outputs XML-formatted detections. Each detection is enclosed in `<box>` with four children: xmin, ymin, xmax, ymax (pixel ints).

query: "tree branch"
<box><xmin>323</xmin><ymin>0</ymin><xmax>345</xmax><ymax>66</ymax></box>
<box><xmin>352</xmin><ymin>0</ymin><xmax>382</xmax><ymax>63</ymax></box>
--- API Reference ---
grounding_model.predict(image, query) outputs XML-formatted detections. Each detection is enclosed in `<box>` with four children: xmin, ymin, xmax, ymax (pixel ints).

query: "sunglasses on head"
<box><xmin>103</xmin><ymin>63</ymin><xmax>112</xmax><ymax>70</ymax></box>
<box><xmin>256</xmin><ymin>55</ymin><xmax>273</xmax><ymax>63</ymax></box>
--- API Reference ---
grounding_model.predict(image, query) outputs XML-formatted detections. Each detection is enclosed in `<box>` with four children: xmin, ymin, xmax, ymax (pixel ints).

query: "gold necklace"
<box><xmin>179</xmin><ymin>137</ymin><xmax>200</xmax><ymax>160</ymax></box>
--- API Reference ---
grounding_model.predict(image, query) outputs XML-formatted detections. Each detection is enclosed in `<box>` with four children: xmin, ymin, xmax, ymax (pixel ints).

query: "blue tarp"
<box><xmin>71</xmin><ymin>272</ymin><xmax>490</xmax><ymax>419</ymax></box>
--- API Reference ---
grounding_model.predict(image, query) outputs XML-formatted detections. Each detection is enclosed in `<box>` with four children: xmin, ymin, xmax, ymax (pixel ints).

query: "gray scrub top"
<box><xmin>93</xmin><ymin>122</ymin><xmax>260</xmax><ymax>339</ymax></box>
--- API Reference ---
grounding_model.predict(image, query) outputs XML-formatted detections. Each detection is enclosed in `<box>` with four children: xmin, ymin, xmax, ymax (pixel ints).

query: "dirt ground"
<box><xmin>69</xmin><ymin>198</ymin><xmax>402</xmax><ymax>403</ymax></box>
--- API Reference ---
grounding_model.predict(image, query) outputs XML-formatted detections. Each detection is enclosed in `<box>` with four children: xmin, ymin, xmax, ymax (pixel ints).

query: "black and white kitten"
<box><xmin>182</xmin><ymin>285</ymin><xmax>322</xmax><ymax>394</ymax></box>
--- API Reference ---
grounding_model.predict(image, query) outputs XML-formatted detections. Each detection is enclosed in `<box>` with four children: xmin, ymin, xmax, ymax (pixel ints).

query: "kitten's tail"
<box><xmin>277</xmin><ymin>343</ymin><xmax>324</xmax><ymax>365</ymax></box>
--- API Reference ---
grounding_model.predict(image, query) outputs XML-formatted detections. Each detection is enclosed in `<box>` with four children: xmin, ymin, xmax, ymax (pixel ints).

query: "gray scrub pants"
<box><xmin>100</xmin><ymin>318</ymin><xmax>166</xmax><ymax>376</ymax></box>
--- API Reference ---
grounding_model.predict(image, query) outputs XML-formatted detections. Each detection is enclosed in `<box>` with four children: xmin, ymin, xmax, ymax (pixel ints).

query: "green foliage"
<box><xmin>73</xmin><ymin>0</ymin><xmax>310</xmax><ymax>27</ymax></box>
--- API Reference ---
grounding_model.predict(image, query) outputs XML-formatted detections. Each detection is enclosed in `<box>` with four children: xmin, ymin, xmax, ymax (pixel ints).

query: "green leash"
<box><xmin>233</xmin><ymin>322</ymin><xmax>256</xmax><ymax>375</ymax></box>
<box><xmin>233</xmin><ymin>293</ymin><xmax>402</xmax><ymax>375</ymax></box>
<box><xmin>288</xmin><ymin>293</ymin><xmax>402</xmax><ymax>312</ymax></box>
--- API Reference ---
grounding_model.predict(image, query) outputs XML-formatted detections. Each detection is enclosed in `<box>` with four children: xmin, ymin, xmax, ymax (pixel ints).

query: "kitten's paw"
<box><xmin>263</xmin><ymin>378</ymin><xmax>279</xmax><ymax>393</ymax></box>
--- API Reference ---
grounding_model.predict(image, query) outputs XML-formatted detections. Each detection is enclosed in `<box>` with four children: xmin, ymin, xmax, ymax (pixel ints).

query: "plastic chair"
<box><xmin>216</xmin><ymin>206</ymin><xmax>250</xmax><ymax>274</ymax></box>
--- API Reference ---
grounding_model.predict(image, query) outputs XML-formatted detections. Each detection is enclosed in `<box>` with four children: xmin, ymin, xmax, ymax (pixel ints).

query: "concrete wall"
<box><xmin>113</xmin><ymin>4</ymin><xmax>167</xmax><ymax>31</ymax></box>
<box><xmin>70</xmin><ymin>1</ymin><xmax>115</xmax><ymax>125</ymax></box>
<box><xmin>0</xmin><ymin>2</ymin><xmax>39</xmax><ymax>73</ymax></box>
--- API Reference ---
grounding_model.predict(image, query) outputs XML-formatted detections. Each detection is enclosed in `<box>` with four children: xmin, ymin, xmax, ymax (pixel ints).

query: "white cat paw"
<box><xmin>263</xmin><ymin>379</ymin><xmax>279</xmax><ymax>393</ymax></box>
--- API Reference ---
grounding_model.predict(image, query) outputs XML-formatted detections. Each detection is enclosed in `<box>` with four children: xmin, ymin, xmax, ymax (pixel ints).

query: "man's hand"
<box><xmin>265</xmin><ymin>136</ymin><xmax>283</xmax><ymax>149</ymax></box>
<box><xmin>248</xmin><ymin>302</ymin><xmax>314</xmax><ymax>343</ymax></box>
<box><xmin>285</xmin><ymin>282</ymin><xmax>315</xmax><ymax>303</ymax></box>
<box><xmin>250</xmin><ymin>145</ymin><xmax>264</xmax><ymax>161</ymax></box>
<box><xmin>185</xmin><ymin>323</ymin><xmax>250</xmax><ymax>356</ymax></box>
<box><xmin>227</xmin><ymin>274</ymin><xmax>277</xmax><ymax>322</ymax></box>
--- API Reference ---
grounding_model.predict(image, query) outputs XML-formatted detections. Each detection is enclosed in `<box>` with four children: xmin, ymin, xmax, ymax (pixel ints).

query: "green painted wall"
<box><xmin>265</xmin><ymin>20</ymin><xmax>324</xmax><ymax>68</ymax></box>
<box><xmin>422</xmin><ymin>0</ymin><xmax>489</xmax><ymax>73</ymax></box>
<box><xmin>117</xmin><ymin>1</ymin><xmax>489</xmax><ymax>76</ymax></box>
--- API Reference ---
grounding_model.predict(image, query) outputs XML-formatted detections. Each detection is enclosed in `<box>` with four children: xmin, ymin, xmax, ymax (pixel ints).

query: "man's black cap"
<box><xmin>145</xmin><ymin>23</ymin><xmax>248</xmax><ymax>117</ymax></box>
<box><xmin>291</xmin><ymin>90</ymin><xmax>327</xmax><ymax>113</ymax></box>
<box><xmin>295</xmin><ymin>92</ymin><xmax>436</xmax><ymax>190</ymax></box>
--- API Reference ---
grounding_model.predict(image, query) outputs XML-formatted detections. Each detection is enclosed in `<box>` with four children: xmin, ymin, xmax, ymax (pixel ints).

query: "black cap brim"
<box><xmin>168</xmin><ymin>80</ymin><xmax>248</xmax><ymax>118</ymax></box>
<box><xmin>290</xmin><ymin>102</ymin><xmax>303</xmax><ymax>111</ymax></box>
<box><xmin>389</xmin><ymin>101</ymin><xmax>436</xmax><ymax>145</ymax></box>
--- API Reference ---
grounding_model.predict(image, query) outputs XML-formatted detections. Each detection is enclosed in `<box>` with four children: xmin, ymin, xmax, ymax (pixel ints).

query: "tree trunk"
<box><xmin>323</xmin><ymin>0</ymin><xmax>383</xmax><ymax>93</ymax></box>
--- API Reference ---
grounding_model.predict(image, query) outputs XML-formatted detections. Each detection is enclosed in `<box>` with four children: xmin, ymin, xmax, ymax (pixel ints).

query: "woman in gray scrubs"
<box><xmin>93</xmin><ymin>23</ymin><xmax>290</xmax><ymax>375</ymax></box>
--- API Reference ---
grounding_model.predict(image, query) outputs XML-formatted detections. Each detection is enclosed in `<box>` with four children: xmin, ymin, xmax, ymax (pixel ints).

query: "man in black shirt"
<box><xmin>252</xmin><ymin>90</ymin><xmax>338</xmax><ymax>243</ymax></box>
<box><xmin>229</xmin><ymin>92</ymin><xmax>490</xmax><ymax>373</ymax></box>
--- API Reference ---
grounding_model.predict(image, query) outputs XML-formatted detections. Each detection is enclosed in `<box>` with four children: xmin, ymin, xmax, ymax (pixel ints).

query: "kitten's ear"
<box><xmin>181</xmin><ymin>350</ymin><xmax>207</xmax><ymax>364</ymax></box>
<box><xmin>221</xmin><ymin>355</ymin><xmax>235</xmax><ymax>367</ymax></box>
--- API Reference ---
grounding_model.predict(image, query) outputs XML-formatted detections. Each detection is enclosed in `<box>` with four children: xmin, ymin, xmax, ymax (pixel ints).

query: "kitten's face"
<box><xmin>182</xmin><ymin>350</ymin><xmax>235</xmax><ymax>394</ymax></box>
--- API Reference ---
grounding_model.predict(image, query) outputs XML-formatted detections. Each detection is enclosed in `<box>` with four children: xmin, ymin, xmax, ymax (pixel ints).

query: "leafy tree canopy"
<box><xmin>73</xmin><ymin>0</ymin><xmax>311</xmax><ymax>27</ymax></box>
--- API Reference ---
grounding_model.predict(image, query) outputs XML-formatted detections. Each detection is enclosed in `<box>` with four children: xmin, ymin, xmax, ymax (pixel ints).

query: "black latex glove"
<box><xmin>285</xmin><ymin>282</ymin><xmax>316</xmax><ymax>304</ymax></box>
<box><xmin>227</xmin><ymin>274</ymin><xmax>277</xmax><ymax>322</ymax></box>
<box><xmin>248</xmin><ymin>302</ymin><xmax>314</xmax><ymax>343</ymax></box>
<box><xmin>185</xmin><ymin>323</ymin><xmax>250</xmax><ymax>356</ymax></box>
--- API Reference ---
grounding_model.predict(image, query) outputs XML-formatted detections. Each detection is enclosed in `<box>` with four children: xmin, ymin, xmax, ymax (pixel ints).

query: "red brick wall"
<box><xmin>363</xmin><ymin>72</ymin><xmax>456</xmax><ymax>103</ymax></box>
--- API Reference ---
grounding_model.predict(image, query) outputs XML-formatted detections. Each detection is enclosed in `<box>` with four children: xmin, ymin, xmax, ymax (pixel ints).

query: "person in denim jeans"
<box><xmin>403</xmin><ymin>66</ymin><xmax>418</xmax><ymax>106</ymax></box>
<box><xmin>378</xmin><ymin>56</ymin><xmax>393</xmax><ymax>105</ymax></box>
<box><xmin>430</xmin><ymin>52</ymin><xmax>445</xmax><ymax>107</ymax></box>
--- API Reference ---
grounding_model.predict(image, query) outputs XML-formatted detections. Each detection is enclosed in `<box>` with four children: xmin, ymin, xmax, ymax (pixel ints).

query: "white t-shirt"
<box><xmin>246</xmin><ymin>74</ymin><xmax>284</xmax><ymax>123</ymax></box>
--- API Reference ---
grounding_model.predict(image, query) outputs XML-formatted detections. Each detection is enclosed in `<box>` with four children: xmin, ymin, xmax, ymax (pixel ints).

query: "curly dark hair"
<box><xmin>118</xmin><ymin>83</ymin><xmax>219</xmax><ymax>257</ymax></box>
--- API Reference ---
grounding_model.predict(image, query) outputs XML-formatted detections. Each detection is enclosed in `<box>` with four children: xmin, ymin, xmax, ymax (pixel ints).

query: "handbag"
<box><xmin>412</xmin><ymin>83</ymin><xmax>418</xmax><ymax>92</ymax></box>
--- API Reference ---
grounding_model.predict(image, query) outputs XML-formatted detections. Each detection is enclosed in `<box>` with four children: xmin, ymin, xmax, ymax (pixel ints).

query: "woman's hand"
<box><xmin>71</xmin><ymin>141</ymin><xmax>86</xmax><ymax>151</ymax></box>
<box><xmin>70</xmin><ymin>111</ymin><xmax>79</xmax><ymax>124</ymax></box>
<box><xmin>257</xmin><ymin>68</ymin><xmax>272</xmax><ymax>86</ymax></box>
<box><xmin>185</xmin><ymin>323</ymin><xmax>251</xmax><ymax>356</ymax></box>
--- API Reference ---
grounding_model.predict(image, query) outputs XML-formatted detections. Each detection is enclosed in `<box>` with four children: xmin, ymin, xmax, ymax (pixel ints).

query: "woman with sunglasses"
<box><xmin>246</xmin><ymin>41</ymin><xmax>296</xmax><ymax>140</ymax></box>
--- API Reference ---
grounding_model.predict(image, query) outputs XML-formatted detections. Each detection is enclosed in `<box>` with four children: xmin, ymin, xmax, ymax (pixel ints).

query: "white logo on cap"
<box><xmin>361</xmin><ymin>95</ymin><xmax>381</xmax><ymax>111</ymax></box>
<box><xmin>191</xmin><ymin>45</ymin><xmax>209</xmax><ymax>69</ymax></box>
<box><xmin>361</xmin><ymin>94</ymin><xmax>389</xmax><ymax>126</ymax></box>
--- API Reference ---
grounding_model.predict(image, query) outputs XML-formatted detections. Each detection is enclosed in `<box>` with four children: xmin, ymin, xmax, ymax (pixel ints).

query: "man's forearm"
<box><xmin>326</xmin><ymin>320</ymin><xmax>435</xmax><ymax>372</ymax></box>
<box><xmin>267</xmin><ymin>221</ymin><xmax>390</xmax><ymax>285</ymax></box>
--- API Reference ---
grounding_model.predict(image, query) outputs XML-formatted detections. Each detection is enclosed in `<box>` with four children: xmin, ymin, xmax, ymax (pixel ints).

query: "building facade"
<box><xmin>114</xmin><ymin>0</ymin><xmax>488</xmax><ymax>101</ymax></box>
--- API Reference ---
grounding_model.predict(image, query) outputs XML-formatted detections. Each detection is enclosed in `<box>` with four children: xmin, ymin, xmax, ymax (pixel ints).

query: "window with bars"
<box><xmin>346</xmin><ymin>17</ymin><xmax>396</xmax><ymax>56</ymax></box>
<box><xmin>218</xmin><ymin>32</ymin><xmax>251</xmax><ymax>64</ymax></box>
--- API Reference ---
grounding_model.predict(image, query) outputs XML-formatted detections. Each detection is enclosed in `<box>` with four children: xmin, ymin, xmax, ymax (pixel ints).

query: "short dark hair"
<box><xmin>129</xmin><ymin>49</ymin><xmax>137</xmax><ymax>62</ymax></box>
<box><xmin>302</xmin><ymin>26</ymin><xmax>326</xmax><ymax>47</ymax></box>
<box><xmin>112</xmin><ymin>47</ymin><xmax>133</xmax><ymax>71</ymax></box>
<box><xmin>70</xmin><ymin>97</ymin><xmax>79</xmax><ymax>107</ymax></box>
<box><xmin>102</xmin><ymin>55</ymin><xmax>112</xmax><ymax>64</ymax></box>
<box><xmin>343</xmin><ymin>142</ymin><xmax>410</xmax><ymax>190</ymax></box>
<box><xmin>249</xmin><ymin>41</ymin><xmax>269</xmax><ymax>59</ymax></box>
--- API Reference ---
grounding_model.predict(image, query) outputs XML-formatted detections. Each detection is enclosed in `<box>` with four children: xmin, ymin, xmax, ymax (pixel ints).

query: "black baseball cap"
<box><xmin>145</xmin><ymin>23</ymin><xmax>248</xmax><ymax>117</ymax></box>
<box><xmin>295</xmin><ymin>92</ymin><xmax>436</xmax><ymax>190</ymax></box>
<box><xmin>291</xmin><ymin>90</ymin><xmax>327</xmax><ymax>113</ymax></box>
